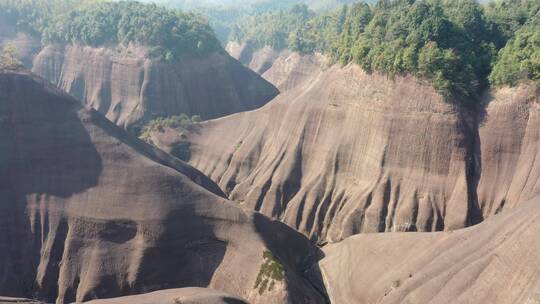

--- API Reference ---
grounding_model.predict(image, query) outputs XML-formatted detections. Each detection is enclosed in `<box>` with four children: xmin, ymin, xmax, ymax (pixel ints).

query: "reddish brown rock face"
<box><xmin>30</xmin><ymin>45</ymin><xmax>278</xmax><ymax>131</ymax></box>
<box><xmin>226</xmin><ymin>41</ymin><xmax>328</xmax><ymax>92</ymax></box>
<box><xmin>153</xmin><ymin>63</ymin><xmax>476</xmax><ymax>242</ymax></box>
<box><xmin>476</xmin><ymin>85</ymin><xmax>540</xmax><ymax>216</ymax></box>
<box><xmin>0</xmin><ymin>70</ymin><xmax>323</xmax><ymax>304</ymax></box>
<box><xmin>317</xmin><ymin>195</ymin><xmax>540</xmax><ymax>304</ymax></box>
<box><xmin>152</xmin><ymin>49</ymin><xmax>540</xmax><ymax>243</ymax></box>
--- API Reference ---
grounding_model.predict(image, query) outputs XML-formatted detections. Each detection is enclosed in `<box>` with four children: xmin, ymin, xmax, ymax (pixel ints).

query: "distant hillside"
<box><xmin>0</xmin><ymin>0</ymin><xmax>221</xmax><ymax>61</ymax></box>
<box><xmin>138</xmin><ymin>0</ymin><xmax>378</xmax><ymax>42</ymax></box>
<box><xmin>227</xmin><ymin>0</ymin><xmax>540</xmax><ymax>104</ymax></box>
<box><xmin>141</xmin><ymin>0</ymin><xmax>373</xmax><ymax>11</ymax></box>
<box><xmin>0</xmin><ymin>0</ymin><xmax>279</xmax><ymax>130</ymax></box>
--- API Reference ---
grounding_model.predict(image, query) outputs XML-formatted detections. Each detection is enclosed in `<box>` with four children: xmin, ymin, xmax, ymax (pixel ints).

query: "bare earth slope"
<box><xmin>152</xmin><ymin>58</ymin><xmax>540</xmax><ymax>243</ymax></box>
<box><xmin>0</xmin><ymin>70</ymin><xmax>324</xmax><ymax>304</ymax></box>
<box><xmin>30</xmin><ymin>44</ymin><xmax>278</xmax><ymax>130</ymax></box>
<box><xmin>152</xmin><ymin>63</ymin><xmax>479</xmax><ymax>242</ymax></box>
<box><xmin>317</xmin><ymin>195</ymin><xmax>540</xmax><ymax>304</ymax></box>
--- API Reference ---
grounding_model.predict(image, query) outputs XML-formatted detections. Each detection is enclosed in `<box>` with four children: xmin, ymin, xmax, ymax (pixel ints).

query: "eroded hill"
<box><xmin>0</xmin><ymin>1</ymin><xmax>278</xmax><ymax>131</ymax></box>
<box><xmin>31</xmin><ymin>44</ymin><xmax>277</xmax><ymax>130</ymax></box>
<box><xmin>150</xmin><ymin>56</ymin><xmax>539</xmax><ymax>243</ymax></box>
<box><xmin>0</xmin><ymin>69</ymin><xmax>324</xmax><ymax>304</ymax></box>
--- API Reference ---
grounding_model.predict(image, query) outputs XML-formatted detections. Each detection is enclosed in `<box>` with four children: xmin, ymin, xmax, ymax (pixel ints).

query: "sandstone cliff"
<box><xmin>151</xmin><ymin>58</ymin><xmax>540</xmax><ymax>243</ymax></box>
<box><xmin>476</xmin><ymin>85</ymin><xmax>540</xmax><ymax>217</ymax></box>
<box><xmin>0</xmin><ymin>70</ymin><xmax>324</xmax><ymax>304</ymax></box>
<box><xmin>226</xmin><ymin>42</ymin><xmax>282</xmax><ymax>75</ymax></box>
<box><xmin>317</xmin><ymin>194</ymin><xmax>540</xmax><ymax>304</ymax></box>
<box><xmin>152</xmin><ymin>63</ymin><xmax>478</xmax><ymax>242</ymax></box>
<box><xmin>258</xmin><ymin>51</ymin><xmax>329</xmax><ymax>93</ymax></box>
<box><xmin>225</xmin><ymin>41</ymin><xmax>327</xmax><ymax>92</ymax></box>
<box><xmin>30</xmin><ymin>44</ymin><xmax>278</xmax><ymax>131</ymax></box>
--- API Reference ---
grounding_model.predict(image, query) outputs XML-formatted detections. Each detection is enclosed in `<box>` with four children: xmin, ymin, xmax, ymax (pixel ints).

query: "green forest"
<box><xmin>150</xmin><ymin>0</ymin><xmax>377</xmax><ymax>43</ymax></box>
<box><xmin>0</xmin><ymin>0</ymin><xmax>221</xmax><ymax>61</ymax></box>
<box><xmin>228</xmin><ymin>0</ymin><xmax>539</xmax><ymax>104</ymax></box>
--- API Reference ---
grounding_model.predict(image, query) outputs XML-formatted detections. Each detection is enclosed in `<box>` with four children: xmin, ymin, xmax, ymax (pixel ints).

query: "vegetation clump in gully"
<box><xmin>139</xmin><ymin>114</ymin><xmax>201</xmax><ymax>144</ymax></box>
<box><xmin>254</xmin><ymin>250</ymin><xmax>284</xmax><ymax>295</ymax></box>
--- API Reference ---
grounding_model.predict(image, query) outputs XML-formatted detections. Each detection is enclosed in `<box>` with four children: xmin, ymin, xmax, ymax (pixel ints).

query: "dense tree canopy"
<box><xmin>490</xmin><ymin>12</ymin><xmax>540</xmax><ymax>87</ymax></box>
<box><xmin>229</xmin><ymin>4</ymin><xmax>315</xmax><ymax>50</ymax></box>
<box><xmin>228</xmin><ymin>0</ymin><xmax>539</xmax><ymax>104</ymax></box>
<box><xmin>0</xmin><ymin>0</ymin><xmax>221</xmax><ymax>61</ymax></box>
<box><xmin>484</xmin><ymin>0</ymin><xmax>540</xmax><ymax>47</ymax></box>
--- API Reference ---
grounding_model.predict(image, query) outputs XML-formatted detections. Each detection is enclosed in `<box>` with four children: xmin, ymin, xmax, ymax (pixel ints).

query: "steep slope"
<box><xmin>258</xmin><ymin>51</ymin><xmax>328</xmax><ymax>92</ymax></box>
<box><xmin>225</xmin><ymin>42</ymin><xmax>328</xmax><ymax>92</ymax></box>
<box><xmin>226</xmin><ymin>42</ymin><xmax>282</xmax><ymax>76</ymax></box>
<box><xmin>476</xmin><ymin>84</ymin><xmax>540</xmax><ymax>216</ymax></box>
<box><xmin>151</xmin><ymin>59</ymin><xmax>540</xmax><ymax>243</ymax></box>
<box><xmin>151</xmin><ymin>63</ymin><xmax>479</xmax><ymax>242</ymax></box>
<box><xmin>0</xmin><ymin>70</ymin><xmax>324</xmax><ymax>304</ymax></box>
<box><xmin>31</xmin><ymin>44</ymin><xmax>278</xmax><ymax>131</ymax></box>
<box><xmin>317</xmin><ymin>194</ymin><xmax>540</xmax><ymax>304</ymax></box>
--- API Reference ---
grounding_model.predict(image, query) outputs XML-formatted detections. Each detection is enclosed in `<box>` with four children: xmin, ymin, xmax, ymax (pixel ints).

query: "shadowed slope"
<box><xmin>0</xmin><ymin>70</ymin><xmax>324</xmax><ymax>304</ymax></box>
<box><xmin>31</xmin><ymin>45</ymin><xmax>278</xmax><ymax>131</ymax></box>
<box><xmin>317</xmin><ymin>195</ymin><xmax>540</xmax><ymax>304</ymax></box>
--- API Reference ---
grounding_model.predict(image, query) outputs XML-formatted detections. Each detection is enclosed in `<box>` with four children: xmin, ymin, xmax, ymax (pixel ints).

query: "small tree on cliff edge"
<box><xmin>0</xmin><ymin>42</ymin><xmax>22</xmax><ymax>70</ymax></box>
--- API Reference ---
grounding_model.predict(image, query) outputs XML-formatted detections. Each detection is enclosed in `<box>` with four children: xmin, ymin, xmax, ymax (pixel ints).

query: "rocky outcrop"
<box><xmin>226</xmin><ymin>42</ymin><xmax>282</xmax><ymax>76</ymax></box>
<box><xmin>476</xmin><ymin>84</ymin><xmax>540</xmax><ymax>217</ymax></box>
<box><xmin>151</xmin><ymin>57</ymin><xmax>540</xmax><ymax>243</ymax></box>
<box><xmin>259</xmin><ymin>51</ymin><xmax>329</xmax><ymax>92</ymax></box>
<box><xmin>225</xmin><ymin>42</ymin><xmax>328</xmax><ymax>92</ymax></box>
<box><xmin>0</xmin><ymin>70</ymin><xmax>324</xmax><ymax>304</ymax></box>
<box><xmin>30</xmin><ymin>44</ymin><xmax>278</xmax><ymax>131</ymax></box>
<box><xmin>0</xmin><ymin>28</ymin><xmax>279</xmax><ymax>131</ymax></box>
<box><xmin>317</xmin><ymin>194</ymin><xmax>540</xmax><ymax>304</ymax></box>
<box><xmin>152</xmin><ymin>63</ymin><xmax>480</xmax><ymax>242</ymax></box>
